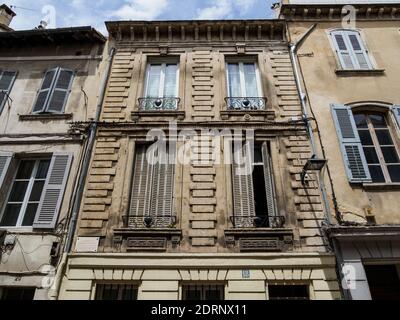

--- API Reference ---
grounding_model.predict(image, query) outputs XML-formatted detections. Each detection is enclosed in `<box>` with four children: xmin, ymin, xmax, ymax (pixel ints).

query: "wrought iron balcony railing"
<box><xmin>128</xmin><ymin>215</ymin><xmax>177</xmax><ymax>229</ymax></box>
<box><xmin>138</xmin><ymin>97</ymin><xmax>180</xmax><ymax>111</ymax></box>
<box><xmin>230</xmin><ymin>215</ymin><xmax>286</xmax><ymax>229</ymax></box>
<box><xmin>225</xmin><ymin>97</ymin><xmax>267</xmax><ymax>111</ymax></box>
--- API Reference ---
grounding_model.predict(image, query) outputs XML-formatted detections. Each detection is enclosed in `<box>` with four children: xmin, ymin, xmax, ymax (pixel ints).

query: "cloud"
<box><xmin>196</xmin><ymin>0</ymin><xmax>258</xmax><ymax>20</ymax></box>
<box><xmin>111</xmin><ymin>0</ymin><xmax>169</xmax><ymax>20</ymax></box>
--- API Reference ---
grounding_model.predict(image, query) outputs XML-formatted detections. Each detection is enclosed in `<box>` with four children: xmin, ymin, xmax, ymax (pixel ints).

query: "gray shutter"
<box><xmin>232</xmin><ymin>142</ymin><xmax>255</xmax><ymax>227</ymax></box>
<box><xmin>392</xmin><ymin>105</ymin><xmax>400</xmax><ymax>131</ymax></box>
<box><xmin>331</xmin><ymin>104</ymin><xmax>371</xmax><ymax>183</ymax></box>
<box><xmin>33</xmin><ymin>68</ymin><xmax>58</xmax><ymax>113</ymax></box>
<box><xmin>0</xmin><ymin>152</ymin><xmax>13</xmax><ymax>188</ymax></box>
<box><xmin>129</xmin><ymin>145</ymin><xmax>154</xmax><ymax>222</ymax></box>
<box><xmin>33</xmin><ymin>153</ymin><xmax>73</xmax><ymax>229</ymax></box>
<box><xmin>0</xmin><ymin>71</ymin><xmax>17</xmax><ymax>113</ymax></box>
<box><xmin>346</xmin><ymin>31</ymin><xmax>372</xmax><ymax>70</ymax></box>
<box><xmin>331</xmin><ymin>31</ymin><xmax>354</xmax><ymax>70</ymax></box>
<box><xmin>47</xmin><ymin>68</ymin><xmax>74</xmax><ymax>113</ymax></box>
<box><xmin>261</xmin><ymin>143</ymin><xmax>277</xmax><ymax>225</ymax></box>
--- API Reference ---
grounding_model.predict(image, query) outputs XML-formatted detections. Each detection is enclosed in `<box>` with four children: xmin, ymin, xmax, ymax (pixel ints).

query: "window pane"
<box><xmin>36</xmin><ymin>160</ymin><xmax>51</xmax><ymax>179</ymax></box>
<box><xmin>227</xmin><ymin>63</ymin><xmax>241</xmax><ymax>97</ymax></box>
<box><xmin>243</xmin><ymin>63</ymin><xmax>258</xmax><ymax>97</ymax></box>
<box><xmin>146</xmin><ymin>64</ymin><xmax>161</xmax><ymax>97</ymax></box>
<box><xmin>0</xmin><ymin>204</ymin><xmax>21</xmax><ymax>227</ymax></box>
<box><xmin>354</xmin><ymin>114</ymin><xmax>368</xmax><ymax>129</ymax></box>
<box><xmin>205</xmin><ymin>289</ymin><xmax>223</xmax><ymax>300</ymax></box>
<box><xmin>16</xmin><ymin>161</ymin><xmax>35</xmax><ymax>179</ymax></box>
<box><xmin>9</xmin><ymin>181</ymin><xmax>29</xmax><ymax>202</ymax></box>
<box><xmin>368</xmin><ymin>165</ymin><xmax>385</xmax><ymax>183</ymax></box>
<box><xmin>183</xmin><ymin>288</ymin><xmax>201</xmax><ymax>300</ymax></box>
<box><xmin>359</xmin><ymin>130</ymin><xmax>373</xmax><ymax>146</ymax></box>
<box><xmin>376</xmin><ymin>129</ymin><xmax>394</xmax><ymax>146</ymax></box>
<box><xmin>21</xmin><ymin>203</ymin><xmax>38</xmax><ymax>227</ymax></box>
<box><xmin>29</xmin><ymin>181</ymin><xmax>45</xmax><ymax>202</ymax></box>
<box><xmin>363</xmin><ymin>147</ymin><xmax>379</xmax><ymax>164</ymax></box>
<box><xmin>387</xmin><ymin>165</ymin><xmax>400</xmax><ymax>183</ymax></box>
<box><xmin>370</xmin><ymin>114</ymin><xmax>387</xmax><ymax>128</ymax></box>
<box><xmin>381</xmin><ymin>147</ymin><xmax>400</xmax><ymax>164</ymax></box>
<box><xmin>164</xmin><ymin>64</ymin><xmax>177</xmax><ymax>97</ymax></box>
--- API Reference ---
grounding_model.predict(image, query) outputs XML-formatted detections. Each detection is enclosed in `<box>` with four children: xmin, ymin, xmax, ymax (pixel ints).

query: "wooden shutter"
<box><xmin>261</xmin><ymin>143</ymin><xmax>277</xmax><ymax>225</ymax></box>
<box><xmin>33</xmin><ymin>153</ymin><xmax>73</xmax><ymax>229</ymax></box>
<box><xmin>232</xmin><ymin>142</ymin><xmax>255</xmax><ymax>226</ymax></box>
<box><xmin>0</xmin><ymin>71</ymin><xmax>17</xmax><ymax>113</ymax></box>
<box><xmin>32</xmin><ymin>68</ymin><xmax>58</xmax><ymax>113</ymax></box>
<box><xmin>0</xmin><ymin>152</ymin><xmax>13</xmax><ymax>188</ymax></box>
<box><xmin>331</xmin><ymin>104</ymin><xmax>371</xmax><ymax>183</ymax></box>
<box><xmin>392</xmin><ymin>105</ymin><xmax>400</xmax><ymax>132</ymax></box>
<box><xmin>331</xmin><ymin>30</ymin><xmax>354</xmax><ymax>70</ymax></box>
<box><xmin>47</xmin><ymin>68</ymin><xmax>74</xmax><ymax>113</ymax></box>
<box><xmin>346</xmin><ymin>31</ymin><xmax>372</xmax><ymax>70</ymax></box>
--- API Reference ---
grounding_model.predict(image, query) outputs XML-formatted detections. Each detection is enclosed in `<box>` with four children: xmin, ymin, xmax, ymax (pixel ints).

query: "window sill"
<box><xmin>131</xmin><ymin>110</ymin><xmax>185</xmax><ymax>121</ymax></box>
<box><xmin>335</xmin><ymin>69</ymin><xmax>385</xmax><ymax>77</ymax></box>
<box><xmin>220</xmin><ymin>110</ymin><xmax>275</xmax><ymax>121</ymax></box>
<box><xmin>19</xmin><ymin>113</ymin><xmax>73</xmax><ymax>121</ymax></box>
<box><xmin>362</xmin><ymin>183</ymin><xmax>400</xmax><ymax>190</ymax></box>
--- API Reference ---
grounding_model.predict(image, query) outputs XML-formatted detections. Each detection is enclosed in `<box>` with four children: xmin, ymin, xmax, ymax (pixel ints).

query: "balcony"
<box><xmin>225</xmin><ymin>97</ymin><xmax>267</xmax><ymax>111</ymax></box>
<box><xmin>221</xmin><ymin>97</ymin><xmax>274</xmax><ymax>121</ymax></box>
<box><xmin>128</xmin><ymin>215</ymin><xmax>177</xmax><ymax>229</ymax></box>
<box><xmin>138</xmin><ymin>97</ymin><xmax>180</xmax><ymax>111</ymax></box>
<box><xmin>230</xmin><ymin>215</ymin><xmax>286</xmax><ymax>229</ymax></box>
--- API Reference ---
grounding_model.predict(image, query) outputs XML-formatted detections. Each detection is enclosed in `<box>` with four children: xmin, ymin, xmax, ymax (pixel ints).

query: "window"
<box><xmin>95</xmin><ymin>284</ymin><xmax>138</xmax><ymax>300</ymax></box>
<box><xmin>330</xmin><ymin>29</ymin><xmax>373</xmax><ymax>70</ymax></box>
<box><xmin>226</xmin><ymin>60</ymin><xmax>265</xmax><ymax>110</ymax></box>
<box><xmin>332</xmin><ymin>104</ymin><xmax>400</xmax><ymax>184</ymax></box>
<box><xmin>231</xmin><ymin>142</ymin><xmax>278</xmax><ymax>228</ymax></box>
<box><xmin>0</xmin><ymin>70</ymin><xmax>17</xmax><ymax>114</ymax></box>
<box><xmin>182</xmin><ymin>284</ymin><xmax>225</xmax><ymax>301</ymax></box>
<box><xmin>364</xmin><ymin>265</ymin><xmax>400</xmax><ymax>300</ymax></box>
<box><xmin>268</xmin><ymin>285</ymin><xmax>310</xmax><ymax>300</ymax></box>
<box><xmin>32</xmin><ymin>67</ymin><xmax>74</xmax><ymax>114</ymax></box>
<box><xmin>128</xmin><ymin>144</ymin><xmax>175</xmax><ymax>228</ymax></box>
<box><xmin>0</xmin><ymin>287</ymin><xmax>35</xmax><ymax>300</ymax></box>
<box><xmin>140</xmin><ymin>60</ymin><xmax>179</xmax><ymax>110</ymax></box>
<box><xmin>0</xmin><ymin>153</ymin><xmax>73</xmax><ymax>229</ymax></box>
<box><xmin>355</xmin><ymin>113</ymin><xmax>400</xmax><ymax>183</ymax></box>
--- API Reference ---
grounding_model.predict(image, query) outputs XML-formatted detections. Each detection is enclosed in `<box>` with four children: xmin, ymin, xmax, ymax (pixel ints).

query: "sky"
<box><xmin>6</xmin><ymin>0</ymin><xmax>277</xmax><ymax>35</ymax></box>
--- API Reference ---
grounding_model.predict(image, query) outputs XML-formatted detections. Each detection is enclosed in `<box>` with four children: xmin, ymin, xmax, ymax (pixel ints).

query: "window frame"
<box><xmin>225</xmin><ymin>60</ymin><xmax>263</xmax><ymax>98</ymax></box>
<box><xmin>266</xmin><ymin>282</ymin><xmax>312</xmax><ymax>300</ymax></box>
<box><xmin>143</xmin><ymin>61</ymin><xmax>180</xmax><ymax>99</ymax></box>
<box><xmin>94</xmin><ymin>282</ymin><xmax>139</xmax><ymax>301</ymax></box>
<box><xmin>181</xmin><ymin>283</ymin><xmax>226</xmax><ymax>301</ymax></box>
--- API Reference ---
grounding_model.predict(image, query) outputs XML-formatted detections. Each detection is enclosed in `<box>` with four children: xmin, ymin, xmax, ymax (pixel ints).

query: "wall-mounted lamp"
<box><xmin>301</xmin><ymin>156</ymin><xmax>327</xmax><ymax>185</ymax></box>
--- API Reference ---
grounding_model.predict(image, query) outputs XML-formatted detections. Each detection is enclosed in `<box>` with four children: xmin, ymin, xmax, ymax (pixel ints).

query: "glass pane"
<box><xmin>36</xmin><ymin>160</ymin><xmax>51</xmax><ymax>179</ymax></box>
<box><xmin>387</xmin><ymin>165</ymin><xmax>400</xmax><ymax>183</ymax></box>
<box><xmin>227</xmin><ymin>63</ymin><xmax>241</xmax><ymax>97</ymax></box>
<box><xmin>16</xmin><ymin>160</ymin><xmax>35</xmax><ymax>179</ymax></box>
<box><xmin>376</xmin><ymin>129</ymin><xmax>394</xmax><ymax>146</ymax></box>
<box><xmin>145</xmin><ymin>64</ymin><xmax>161</xmax><ymax>97</ymax></box>
<box><xmin>363</xmin><ymin>147</ymin><xmax>379</xmax><ymax>164</ymax></box>
<box><xmin>354</xmin><ymin>114</ymin><xmax>368</xmax><ymax>129</ymax></box>
<box><xmin>0</xmin><ymin>204</ymin><xmax>21</xmax><ymax>227</ymax></box>
<box><xmin>21</xmin><ymin>203</ymin><xmax>38</xmax><ymax>227</ymax></box>
<box><xmin>369</xmin><ymin>165</ymin><xmax>385</xmax><ymax>183</ymax></box>
<box><xmin>381</xmin><ymin>147</ymin><xmax>400</xmax><ymax>164</ymax></box>
<box><xmin>243</xmin><ymin>63</ymin><xmax>258</xmax><ymax>97</ymax></box>
<box><xmin>29</xmin><ymin>181</ymin><xmax>45</xmax><ymax>202</ymax></box>
<box><xmin>205</xmin><ymin>289</ymin><xmax>223</xmax><ymax>300</ymax></box>
<box><xmin>369</xmin><ymin>114</ymin><xmax>387</xmax><ymax>128</ymax></box>
<box><xmin>358</xmin><ymin>130</ymin><xmax>373</xmax><ymax>146</ymax></box>
<box><xmin>164</xmin><ymin>64</ymin><xmax>178</xmax><ymax>97</ymax></box>
<box><xmin>9</xmin><ymin>181</ymin><xmax>29</xmax><ymax>202</ymax></box>
<box><xmin>184</xmin><ymin>288</ymin><xmax>201</xmax><ymax>300</ymax></box>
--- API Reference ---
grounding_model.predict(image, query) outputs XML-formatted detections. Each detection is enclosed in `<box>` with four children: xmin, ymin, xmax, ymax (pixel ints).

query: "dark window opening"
<box><xmin>95</xmin><ymin>284</ymin><xmax>138</xmax><ymax>301</ymax></box>
<box><xmin>0</xmin><ymin>287</ymin><xmax>35</xmax><ymax>300</ymax></box>
<box><xmin>252</xmin><ymin>145</ymin><xmax>269</xmax><ymax>227</ymax></box>
<box><xmin>364</xmin><ymin>265</ymin><xmax>400</xmax><ymax>300</ymax></box>
<box><xmin>268</xmin><ymin>285</ymin><xmax>310</xmax><ymax>300</ymax></box>
<box><xmin>182</xmin><ymin>284</ymin><xmax>225</xmax><ymax>301</ymax></box>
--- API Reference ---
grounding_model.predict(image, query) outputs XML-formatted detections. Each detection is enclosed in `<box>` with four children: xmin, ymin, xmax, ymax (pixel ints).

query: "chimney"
<box><xmin>0</xmin><ymin>4</ymin><xmax>16</xmax><ymax>31</ymax></box>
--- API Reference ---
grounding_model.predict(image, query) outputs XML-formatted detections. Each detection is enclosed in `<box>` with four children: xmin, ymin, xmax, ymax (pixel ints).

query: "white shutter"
<box><xmin>331</xmin><ymin>104</ymin><xmax>371</xmax><ymax>183</ymax></box>
<box><xmin>261</xmin><ymin>143</ymin><xmax>277</xmax><ymax>225</ymax></box>
<box><xmin>0</xmin><ymin>71</ymin><xmax>17</xmax><ymax>113</ymax></box>
<box><xmin>331</xmin><ymin>30</ymin><xmax>355</xmax><ymax>70</ymax></box>
<box><xmin>32</xmin><ymin>68</ymin><xmax>58</xmax><ymax>113</ymax></box>
<box><xmin>346</xmin><ymin>31</ymin><xmax>372</xmax><ymax>70</ymax></box>
<box><xmin>0</xmin><ymin>152</ymin><xmax>13</xmax><ymax>188</ymax></box>
<box><xmin>47</xmin><ymin>68</ymin><xmax>74</xmax><ymax>113</ymax></box>
<box><xmin>33</xmin><ymin>153</ymin><xmax>73</xmax><ymax>229</ymax></box>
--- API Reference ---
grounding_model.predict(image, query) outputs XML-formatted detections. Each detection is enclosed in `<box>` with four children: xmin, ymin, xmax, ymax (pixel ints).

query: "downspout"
<box><xmin>49</xmin><ymin>47</ymin><xmax>116</xmax><ymax>300</ymax></box>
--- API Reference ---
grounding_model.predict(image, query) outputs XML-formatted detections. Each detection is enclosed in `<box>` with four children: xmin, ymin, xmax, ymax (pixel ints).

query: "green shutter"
<box><xmin>331</xmin><ymin>104</ymin><xmax>371</xmax><ymax>183</ymax></box>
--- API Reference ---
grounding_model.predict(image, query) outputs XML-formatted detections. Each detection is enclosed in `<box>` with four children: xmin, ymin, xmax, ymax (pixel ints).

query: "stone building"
<box><xmin>280</xmin><ymin>0</ymin><xmax>400</xmax><ymax>299</ymax></box>
<box><xmin>0</xmin><ymin>7</ymin><xmax>106</xmax><ymax>300</ymax></box>
<box><xmin>58</xmin><ymin>19</ymin><xmax>340</xmax><ymax>300</ymax></box>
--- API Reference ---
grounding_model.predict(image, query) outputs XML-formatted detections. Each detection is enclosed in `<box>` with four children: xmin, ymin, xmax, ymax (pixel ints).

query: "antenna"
<box><xmin>9</xmin><ymin>5</ymin><xmax>39</xmax><ymax>13</ymax></box>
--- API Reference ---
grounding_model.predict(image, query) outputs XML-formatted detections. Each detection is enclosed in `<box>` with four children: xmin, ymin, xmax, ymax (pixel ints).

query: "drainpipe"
<box><xmin>49</xmin><ymin>47</ymin><xmax>116</xmax><ymax>300</ymax></box>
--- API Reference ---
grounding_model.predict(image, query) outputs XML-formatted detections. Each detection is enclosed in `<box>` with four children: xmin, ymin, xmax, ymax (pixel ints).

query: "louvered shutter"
<box><xmin>33</xmin><ymin>68</ymin><xmax>58</xmax><ymax>113</ymax></box>
<box><xmin>0</xmin><ymin>152</ymin><xmax>13</xmax><ymax>188</ymax></box>
<box><xmin>232</xmin><ymin>142</ymin><xmax>255</xmax><ymax>227</ymax></box>
<box><xmin>33</xmin><ymin>153</ymin><xmax>73</xmax><ymax>229</ymax></box>
<box><xmin>47</xmin><ymin>69</ymin><xmax>74</xmax><ymax>113</ymax></box>
<box><xmin>0</xmin><ymin>71</ymin><xmax>17</xmax><ymax>113</ymax></box>
<box><xmin>346</xmin><ymin>31</ymin><xmax>372</xmax><ymax>70</ymax></box>
<box><xmin>261</xmin><ymin>143</ymin><xmax>277</xmax><ymax>225</ymax></box>
<box><xmin>392</xmin><ymin>105</ymin><xmax>400</xmax><ymax>132</ymax></box>
<box><xmin>331</xmin><ymin>104</ymin><xmax>371</xmax><ymax>183</ymax></box>
<box><xmin>129</xmin><ymin>145</ymin><xmax>154</xmax><ymax>222</ymax></box>
<box><xmin>331</xmin><ymin>31</ymin><xmax>354</xmax><ymax>70</ymax></box>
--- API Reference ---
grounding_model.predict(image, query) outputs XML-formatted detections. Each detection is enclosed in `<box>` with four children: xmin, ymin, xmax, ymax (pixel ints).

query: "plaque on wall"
<box><xmin>75</xmin><ymin>237</ymin><xmax>100</xmax><ymax>253</ymax></box>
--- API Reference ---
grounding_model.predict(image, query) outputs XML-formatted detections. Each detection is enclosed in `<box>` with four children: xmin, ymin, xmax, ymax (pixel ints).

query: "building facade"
<box><xmin>0</xmin><ymin>10</ymin><xmax>106</xmax><ymax>299</ymax></box>
<box><xmin>58</xmin><ymin>20</ymin><xmax>340</xmax><ymax>300</ymax></box>
<box><xmin>280</xmin><ymin>0</ymin><xmax>400</xmax><ymax>299</ymax></box>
